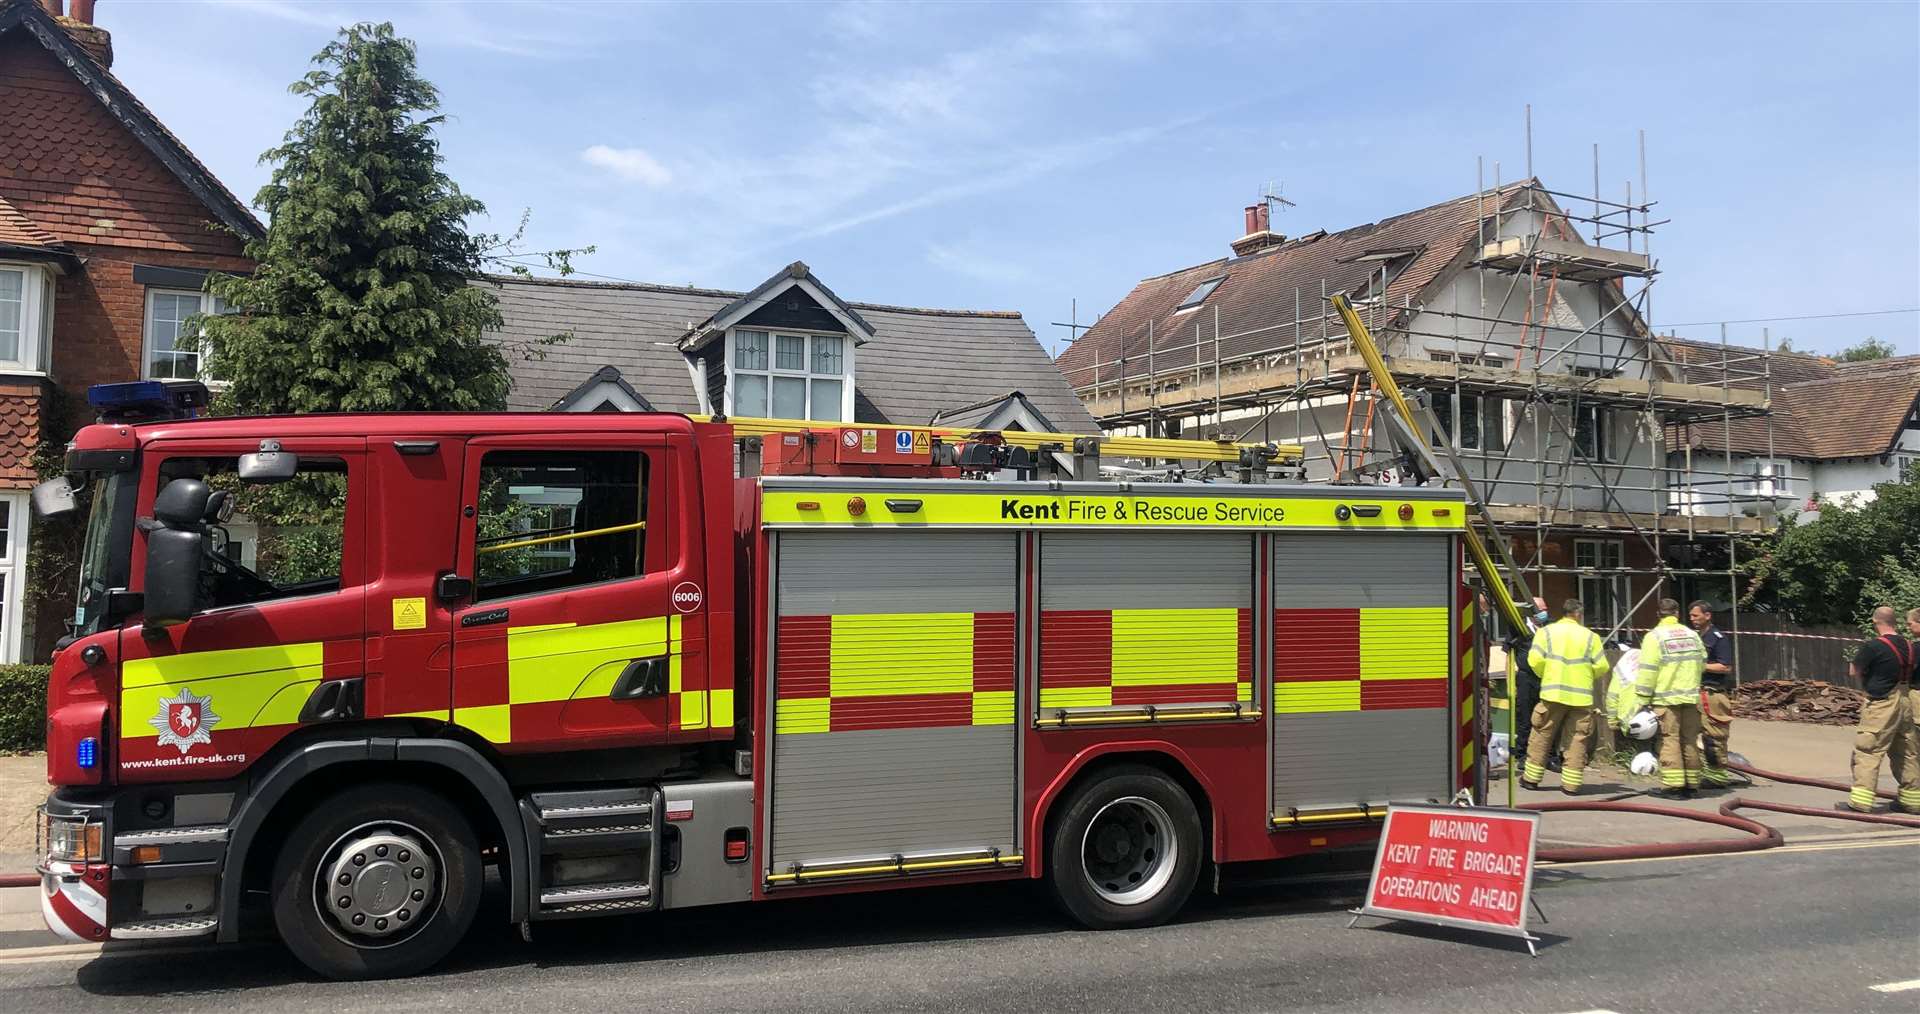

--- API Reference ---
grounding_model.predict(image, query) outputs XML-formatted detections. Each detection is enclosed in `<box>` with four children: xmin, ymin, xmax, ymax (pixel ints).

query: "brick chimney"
<box><xmin>1230</xmin><ymin>202</ymin><xmax>1286</xmax><ymax>258</ymax></box>
<box><xmin>49</xmin><ymin>0</ymin><xmax>114</xmax><ymax>69</ymax></box>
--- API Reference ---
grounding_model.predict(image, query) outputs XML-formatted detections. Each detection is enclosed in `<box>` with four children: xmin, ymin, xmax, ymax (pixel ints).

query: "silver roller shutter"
<box><xmin>769</xmin><ymin>531</ymin><xmax>1019</xmax><ymax>875</ymax></box>
<box><xmin>1272</xmin><ymin>533</ymin><xmax>1453</xmax><ymax>814</ymax></box>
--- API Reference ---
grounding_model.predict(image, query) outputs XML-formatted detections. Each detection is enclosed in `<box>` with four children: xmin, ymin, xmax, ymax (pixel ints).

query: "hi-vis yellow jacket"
<box><xmin>1637</xmin><ymin>616</ymin><xmax>1706</xmax><ymax>707</ymax></box>
<box><xmin>1528</xmin><ymin>617</ymin><xmax>1610</xmax><ymax>707</ymax></box>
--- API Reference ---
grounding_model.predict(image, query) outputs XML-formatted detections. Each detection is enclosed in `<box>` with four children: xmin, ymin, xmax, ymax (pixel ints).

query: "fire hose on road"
<box><xmin>1523</xmin><ymin>760</ymin><xmax>1920</xmax><ymax>864</ymax></box>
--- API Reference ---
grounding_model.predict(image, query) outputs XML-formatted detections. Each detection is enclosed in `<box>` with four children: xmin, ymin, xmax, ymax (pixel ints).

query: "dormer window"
<box><xmin>0</xmin><ymin>262</ymin><xmax>53</xmax><ymax>373</ymax></box>
<box><xmin>1175</xmin><ymin>275</ymin><xmax>1226</xmax><ymax>313</ymax></box>
<box><xmin>729</xmin><ymin>329</ymin><xmax>848</xmax><ymax>421</ymax></box>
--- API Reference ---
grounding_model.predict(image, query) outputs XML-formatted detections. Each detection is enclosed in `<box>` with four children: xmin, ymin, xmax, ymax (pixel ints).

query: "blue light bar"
<box><xmin>87</xmin><ymin>381</ymin><xmax>172</xmax><ymax>411</ymax></box>
<box><xmin>76</xmin><ymin>737</ymin><xmax>97</xmax><ymax>770</ymax></box>
<box><xmin>86</xmin><ymin>381</ymin><xmax>209</xmax><ymax>423</ymax></box>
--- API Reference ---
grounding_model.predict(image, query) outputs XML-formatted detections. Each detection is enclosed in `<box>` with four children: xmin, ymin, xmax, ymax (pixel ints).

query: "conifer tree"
<box><xmin>203</xmin><ymin>22</ymin><xmax>535</xmax><ymax>414</ymax></box>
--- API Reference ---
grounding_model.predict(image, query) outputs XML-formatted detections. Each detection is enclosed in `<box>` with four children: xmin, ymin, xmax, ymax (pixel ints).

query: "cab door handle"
<box><xmin>609</xmin><ymin>656</ymin><xmax>669</xmax><ymax>700</ymax></box>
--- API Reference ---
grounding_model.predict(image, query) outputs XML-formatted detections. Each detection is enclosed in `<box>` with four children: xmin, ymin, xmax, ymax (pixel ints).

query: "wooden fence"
<box><xmin>1730</xmin><ymin>614</ymin><xmax>1864</xmax><ymax>690</ymax></box>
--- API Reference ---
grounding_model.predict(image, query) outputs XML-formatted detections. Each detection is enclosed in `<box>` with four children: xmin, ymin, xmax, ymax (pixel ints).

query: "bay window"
<box><xmin>729</xmin><ymin>328</ymin><xmax>848</xmax><ymax>421</ymax></box>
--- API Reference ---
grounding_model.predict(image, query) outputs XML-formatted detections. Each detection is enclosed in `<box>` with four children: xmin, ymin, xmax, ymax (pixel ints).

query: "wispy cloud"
<box><xmin>221</xmin><ymin>0</ymin><xmax>611</xmax><ymax>59</ymax></box>
<box><xmin>581</xmin><ymin>145</ymin><xmax>673</xmax><ymax>187</ymax></box>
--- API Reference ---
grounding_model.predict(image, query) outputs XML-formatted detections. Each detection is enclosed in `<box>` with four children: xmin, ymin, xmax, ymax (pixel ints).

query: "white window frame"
<box><xmin>723</xmin><ymin>326</ymin><xmax>854</xmax><ymax>422</ymax></box>
<box><xmin>0</xmin><ymin>261</ymin><xmax>54</xmax><ymax>374</ymax></box>
<box><xmin>1573</xmin><ymin>538</ymin><xmax>1628</xmax><ymax>633</ymax></box>
<box><xmin>142</xmin><ymin>287</ymin><xmax>228</xmax><ymax>383</ymax></box>
<box><xmin>0</xmin><ymin>491</ymin><xmax>27</xmax><ymax>663</ymax></box>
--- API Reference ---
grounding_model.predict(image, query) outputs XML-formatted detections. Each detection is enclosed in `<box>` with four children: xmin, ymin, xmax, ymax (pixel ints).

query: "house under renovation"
<box><xmin>1056</xmin><ymin>178</ymin><xmax>1780</xmax><ymax>641</ymax></box>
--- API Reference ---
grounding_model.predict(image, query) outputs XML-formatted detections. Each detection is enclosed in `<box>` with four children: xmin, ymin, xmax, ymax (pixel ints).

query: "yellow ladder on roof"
<box><xmin>691</xmin><ymin>415</ymin><xmax>1305</xmax><ymax>466</ymax></box>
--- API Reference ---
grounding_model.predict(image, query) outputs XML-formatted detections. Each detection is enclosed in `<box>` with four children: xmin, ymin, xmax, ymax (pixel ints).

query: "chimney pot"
<box><xmin>1243</xmin><ymin>205</ymin><xmax>1260</xmax><ymax>237</ymax></box>
<box><xmin>37</xmin><ymin>0</ymin><xmax>65</xmax><ymax>18</ymax></box>
<box><xmin>71</xmin><ymin>0</ymin><xmax>95</xmax><ymax>23</ymax></box>
<box><xmin>1254</xmin><ymin>202</ymin><xmax>1270</xmax><ymax>234</ymax></box>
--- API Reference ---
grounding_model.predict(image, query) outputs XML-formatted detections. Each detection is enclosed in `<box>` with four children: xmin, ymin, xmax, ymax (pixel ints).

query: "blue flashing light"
<box><xmin>86</xmin><ymin>381</ymin><xmax>209</xmax><ymax>423</ymax></box>
<box><xmin>86</xmin><ymin>380</ymin><xmax>171</xmax><ymax>411</ymax></box>
<box><xmin>76</xmin><ymin>737</ymin><xmax>97</xmax><ymax>770</ymax></box>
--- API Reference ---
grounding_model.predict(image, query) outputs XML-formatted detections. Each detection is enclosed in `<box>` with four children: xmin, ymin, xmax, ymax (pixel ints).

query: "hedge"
<box><xmin>0</xmin><ymin>664</ymin><xmax>48</xmax><ymax>753</ymax></box>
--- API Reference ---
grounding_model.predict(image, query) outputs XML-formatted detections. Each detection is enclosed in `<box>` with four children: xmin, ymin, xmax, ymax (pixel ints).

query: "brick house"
<box><xmin>0</xmin><ymin>0</ymin><xmax>261</xmax><ymax>660</ymax></box>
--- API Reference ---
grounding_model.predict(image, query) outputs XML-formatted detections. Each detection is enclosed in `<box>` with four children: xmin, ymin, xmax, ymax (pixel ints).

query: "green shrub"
<box><xmin>0</xmin><ymin>664</ymin><xmax>49</xmax><ymax>753</ymax></box>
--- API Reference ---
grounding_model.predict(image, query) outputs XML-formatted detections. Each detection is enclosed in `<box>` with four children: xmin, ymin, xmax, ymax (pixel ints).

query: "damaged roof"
<box><xmin>1056</xmin><ymin>182</ymin><xmax>1546</xmax><ymax>388</ymax></box>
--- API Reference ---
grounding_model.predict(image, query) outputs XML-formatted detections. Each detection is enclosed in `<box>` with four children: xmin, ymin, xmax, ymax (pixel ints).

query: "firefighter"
<box><xmin>1842</xmin><ymin>606</ymin><xmax>1920</xmax><ymax>814</ymax></box>
<box><xmin>1690</xmin><ymin>600</ymin><xmax>1737</xmax><ymax>787</ymax></box>
<box><xmin>1506</xmin><ymin>597</ymin><xmax>1551</xmax><ymax>767</ymax></box>
<box><xmin>1639</xmin><ymin>598</ymin><xmax>1706</xmax><ymax>799</ymax></box>
<box><xmin>1523</xmin><ymin>599</ymin><xmax>1610</xmax><ymax>795</ymax></box>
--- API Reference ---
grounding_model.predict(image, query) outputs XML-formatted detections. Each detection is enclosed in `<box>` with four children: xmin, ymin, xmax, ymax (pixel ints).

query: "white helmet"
<box><xmin>1630</xmin><ymin>751</ymin><xmax>1659</xmax><ymax>777</ymax></box>
<box><xmin>1627</xmin><ymin>710</ymin><xmax>1659</xmax><ymax>741</ymax></box>
<box><xmin>1487</xmin><ymin>734</ymin><xmax>1510</xmax><ymax>769</ymax></box>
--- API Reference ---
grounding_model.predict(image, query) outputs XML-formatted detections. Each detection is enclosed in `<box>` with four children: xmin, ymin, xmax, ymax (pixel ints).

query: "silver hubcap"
<box><xmin>314</xmin><ymin>821</ymin><xmax>440</xmax><ymax>947</ymax></box>
<box><xmin>1081</xmin><ymin>796</ymin><xmax>1178</xmax><ymax>906</ymax></box>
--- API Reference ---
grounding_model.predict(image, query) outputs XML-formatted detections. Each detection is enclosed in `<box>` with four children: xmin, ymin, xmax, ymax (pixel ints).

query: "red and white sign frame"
<box><xmin>1349</xmin><ymin>802</ymin><xmax>1544</xmax><ymax>955</ymax></box>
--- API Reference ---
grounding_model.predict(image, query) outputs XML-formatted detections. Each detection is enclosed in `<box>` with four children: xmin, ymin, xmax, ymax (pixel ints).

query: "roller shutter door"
<box><xmin>1038</xmin><ymin>532</ymin><xmax>1254</xmax><ymax>714</ymax></box>
<box><xmin>769</xmin><ymin>531</ymin><xmax>1018</xmax><ymax>876</ymax></box>
<box><xmin>1271</xmin><ymin>533</ymin><xmax>1453</xmax><ymax>815</ymax></box>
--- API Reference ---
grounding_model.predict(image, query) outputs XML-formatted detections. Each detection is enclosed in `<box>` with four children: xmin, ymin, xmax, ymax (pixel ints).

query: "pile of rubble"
<box><xmin>1731</xmin><ymin>679</ymin><xmax>1866</xmax><ymax>726</ymax></box>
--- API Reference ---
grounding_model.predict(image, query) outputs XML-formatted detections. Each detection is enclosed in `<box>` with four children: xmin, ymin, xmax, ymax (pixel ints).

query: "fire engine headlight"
<box><xmin>39</xmin><ymin>811</ymin><xmax>103</xmax><ymax>864</ymax></box>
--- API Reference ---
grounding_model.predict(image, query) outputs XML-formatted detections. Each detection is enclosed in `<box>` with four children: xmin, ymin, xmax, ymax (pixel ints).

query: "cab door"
<box><xmin>115</xmin><ymin>436</ymin><xmax>367</xmax><ymax>784</ymax></box>
<box><xmin>448</xmin><ymin>432</ymin><xmax>703</xmax><ymax>753</ymax></box>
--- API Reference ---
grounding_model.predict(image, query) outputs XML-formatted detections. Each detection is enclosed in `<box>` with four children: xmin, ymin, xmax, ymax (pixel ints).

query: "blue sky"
<box><xmin>106</xmin><ymin>1</ymin><xmax>1918</xmax><ymax>356</ymax></box>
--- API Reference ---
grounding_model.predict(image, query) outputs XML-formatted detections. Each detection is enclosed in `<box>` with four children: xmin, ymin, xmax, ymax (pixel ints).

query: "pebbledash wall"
<box><xmin>0</xmin><ymin>3</ymin><xmax>258</xmax><ymax>660</ymax></box>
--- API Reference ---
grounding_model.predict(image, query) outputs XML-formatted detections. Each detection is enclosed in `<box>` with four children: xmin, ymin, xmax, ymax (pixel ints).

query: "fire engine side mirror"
<box><xmin>239</xmin><ymin>440</ymin><xmax>298</xmax><ymax>484</ymax></box>
<box><xmin>153</xmin><ymin>477</ymin><xmax>212</xmax><ymax>528</ymax></box>
<box><xmin>30</xmin><ymin>475</ymin><xmax>77</xmax><ymax>518</ymax></box>
<box><xmin>142</xmin><ymin>526</ymin><xmax>203</xmax><ymax>627</ymax></box>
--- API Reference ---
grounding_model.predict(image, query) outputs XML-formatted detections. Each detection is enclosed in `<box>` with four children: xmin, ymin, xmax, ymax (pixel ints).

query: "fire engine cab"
<box><xmin>34</xmin><ymin>382</ymin><xmax>1476</xmax><ymax>979</ymax></box>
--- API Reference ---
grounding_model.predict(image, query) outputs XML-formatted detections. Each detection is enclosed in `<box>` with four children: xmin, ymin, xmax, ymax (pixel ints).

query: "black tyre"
<box><xmin>270</xmin><ymin>782</ymin><xmax>482</xmax><ymax>980</ymax></box>
<box><xmin>1046</xmin><ymin>764</ymin><xmax>1202</xmax><ymax>930</ymax></box>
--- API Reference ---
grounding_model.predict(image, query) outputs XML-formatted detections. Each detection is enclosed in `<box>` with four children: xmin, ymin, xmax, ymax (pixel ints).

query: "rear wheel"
<box><xmin>1046</xmin><ymin>764</ymin><xmax>1202</xmax><ymax>929</ymax></box>
<box><xmin>271</xmin><ymin>782</ymin><xmax>481</xmax><ymax>980</ymax></box>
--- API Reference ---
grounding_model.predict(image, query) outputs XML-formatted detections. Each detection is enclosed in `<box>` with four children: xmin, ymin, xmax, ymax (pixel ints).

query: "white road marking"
<box><xmin>1870</xmin><ymin>979</ymin><xmax>1920</xmax><ymax>993</ymax></box>
<box><xmin>1550</xmin><ymin>1009</ymin><xmax>1621</xmax><ymax>1014</ymax></box>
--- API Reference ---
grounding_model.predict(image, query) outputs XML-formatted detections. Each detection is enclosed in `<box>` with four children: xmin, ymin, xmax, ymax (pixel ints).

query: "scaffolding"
<box><xmin>1060</xmin><ymin>126</ymin><xmax>1790</xmax><ymax>652</ymax></box>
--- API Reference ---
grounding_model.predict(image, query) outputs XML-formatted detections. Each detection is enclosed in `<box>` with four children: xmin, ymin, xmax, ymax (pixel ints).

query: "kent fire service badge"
<box><xmin>150</xmin><ymin>688</ymin><xmax>221</xmax><ymax>754</ymax></box>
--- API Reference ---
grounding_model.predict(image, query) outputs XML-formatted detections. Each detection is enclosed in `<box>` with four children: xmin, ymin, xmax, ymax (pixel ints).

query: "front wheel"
<box><xmin>1046</xmin><ymin>764</ymin><xmax>1202</xmax><ymax>930</ymax></box>
<box><xmin>270</xmin><ymin>782</ymin><xmax>482</xmax><ymax>980</ymax></box>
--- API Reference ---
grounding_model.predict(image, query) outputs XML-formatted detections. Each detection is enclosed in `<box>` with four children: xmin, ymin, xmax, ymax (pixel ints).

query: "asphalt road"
<box><xmin>2</xmin><ymin>837</ymin><xmax>1916</xmax><ymax>1013</ymax></box>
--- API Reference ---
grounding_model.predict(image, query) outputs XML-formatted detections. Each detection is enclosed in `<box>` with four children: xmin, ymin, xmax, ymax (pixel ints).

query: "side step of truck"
<box><xmin>521</xmin><ymin>787</ymin><xmax>662</xmax><ymax>919</ymax></box>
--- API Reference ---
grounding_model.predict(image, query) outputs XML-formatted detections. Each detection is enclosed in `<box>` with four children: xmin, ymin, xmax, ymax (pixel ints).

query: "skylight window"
<box><xmin>1175</xmin><ymin>275</ymin><xmax>1226</xmax><ymax>312</ymax></box>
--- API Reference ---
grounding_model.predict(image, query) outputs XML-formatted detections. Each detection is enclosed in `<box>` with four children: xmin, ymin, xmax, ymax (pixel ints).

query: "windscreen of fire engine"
<box><xmin>474</xmin><ymin>450</ymin><xmax>649</xmax><ymax>601</ymax></box>
<box><xmin>162</xmin><ymin>456</ymin><xmax>349</xmax><ymax>609</ymax></box>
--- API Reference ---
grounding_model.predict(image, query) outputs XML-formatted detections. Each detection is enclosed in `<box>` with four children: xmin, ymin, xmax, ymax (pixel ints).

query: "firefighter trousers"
<box><xmin>1524</xmin><ymin>700</ymin><xmax>1594</xmax><ymax>792</ymax></box>
<box><xmin>1655</xmin><ymin>704</ymin><xmax>1703</xmax><ymax>790</ymax></box>
<box><xmin>1701</xmin><ymin>690</ymin><xmax>1733</xmax><ymax>786</ymax></box>
<box><xmin>1848</xmin><ymin>692</ymin><xmax>1920</xmax><ymax>812</ymax></box>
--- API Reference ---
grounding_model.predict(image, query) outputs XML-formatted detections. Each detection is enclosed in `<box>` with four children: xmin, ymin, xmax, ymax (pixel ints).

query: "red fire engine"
<box><xmin>35</xmin><ymin>382</ymin><xmax>1477</xmax><ymax>979</ymax></box>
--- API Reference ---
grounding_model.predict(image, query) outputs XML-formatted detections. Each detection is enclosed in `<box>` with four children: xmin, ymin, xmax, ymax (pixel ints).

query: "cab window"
<box><xmin>475</xmin><ymin>450</ymin><xmax>649</xmax><ymax>601</ymax></box>
<box><xmin>157</xmin><ymin>456</ymin><xmax>349</xmax><ymax>609</ymax></box>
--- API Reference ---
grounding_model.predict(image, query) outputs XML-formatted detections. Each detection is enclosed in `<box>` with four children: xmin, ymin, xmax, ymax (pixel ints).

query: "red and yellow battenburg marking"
<box><xmin>1272</xmin><ymin>607</ymin><xmax>1449</xmax><ymax>713</ymax></box>
<box><xmin>452</xmin><ymin>614</ymin><xmax>720</xmax><ymax>745</ymax></box>
<box><xmin>1456</xmin><ymin>584</ymin><xmax>1476</xmax><ymax>787</ymax></box>
<box><xmin>1038</xmin><ymin>608</ymin><xmax>1253</xmax><ymax>709</ymax></box>
<box><xmin>775</xmin><ymin>612</ymin><xmax>1014</xmax><ymax>733</ymax></box>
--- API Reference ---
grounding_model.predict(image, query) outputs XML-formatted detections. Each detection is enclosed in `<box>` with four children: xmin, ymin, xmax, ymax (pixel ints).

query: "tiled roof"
<box><xmin>0</xmin><ymin>0</ymin><xmax>262</xmax><ymax>240</ymax></box>
<box><xmin>1056</xmin><ymin>183</ymin><xmax>1539</xmax><ymax>388</ymax></box>
<box><xmin>1662</xmin><ymin>339</ymin><xmax>1920</xmax><ymax>459</ymax></box>
<box><xmin>0</xmin><ymin>193</ymin><xmax>62</xmax><ymax>252</ymax></box>
<box><xmin>484</xmin><ymin>274</ymin><xmax>1097</xmax><ymax>431</ymax></box>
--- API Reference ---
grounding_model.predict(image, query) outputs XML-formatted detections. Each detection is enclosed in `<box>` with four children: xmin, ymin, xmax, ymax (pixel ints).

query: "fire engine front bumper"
<box><xmin>38</xmin><ymin>794</ymin><xmax>228</xmax><ymax>943</ymax></box>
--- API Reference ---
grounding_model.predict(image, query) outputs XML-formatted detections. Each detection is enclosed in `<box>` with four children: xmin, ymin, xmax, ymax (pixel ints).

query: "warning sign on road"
<box><xmin>1350</xmin><ymin>803</ymin><xmax>1544</xmax><ymax>954</ymax></box>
